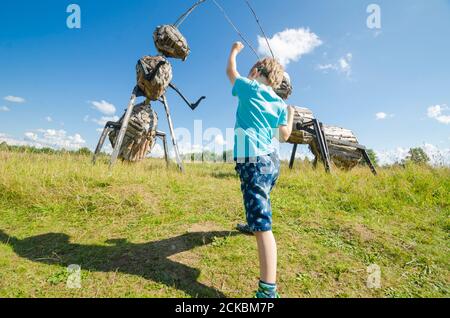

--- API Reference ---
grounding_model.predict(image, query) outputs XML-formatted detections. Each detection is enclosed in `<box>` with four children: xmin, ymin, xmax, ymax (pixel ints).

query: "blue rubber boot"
<box><xmin>255</xmin><ymin>281</ymin><xmax>280</xmax><ymax>298</ymax></box>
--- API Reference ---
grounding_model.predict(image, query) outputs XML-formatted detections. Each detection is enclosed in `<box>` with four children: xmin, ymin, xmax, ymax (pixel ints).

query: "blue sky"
<box><xmin>0</xmin><ymin>0</ymin><xmax>449</xmax><ymax>164</ymax></box>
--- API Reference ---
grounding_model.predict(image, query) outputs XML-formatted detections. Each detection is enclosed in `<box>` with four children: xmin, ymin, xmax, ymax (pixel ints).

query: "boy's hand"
<box><xmin>231</xmin><ymin>41</ymin><xmax>245</xmax><ymax>54</ymax></box>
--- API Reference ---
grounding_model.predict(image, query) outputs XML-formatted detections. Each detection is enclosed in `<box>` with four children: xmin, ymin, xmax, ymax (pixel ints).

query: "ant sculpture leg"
<box><xmin>168</xmin><ymin>83</ymin><xmax>206</xmax><ymax>111</ymax></box>
<box><xmin>156</xmin><ymin>131</ymin><xmax>169</xmax><ymax>167</ymax></box>
<box><xmin>92</xmin><ymin>122</ymin><xmax>119</xmax><ymax>165</ymax></box>
<box><xmin>160</xmin><ymin>95</ymin><xmax>184</xmax><ymax>172</ymax></box>
<box><xmin>109</xmin><ymin>86</ymin><xmax>139</xmax><ymax>169</ymax></box>
<box><xmin>289</xmin><ymin>144</ymin><xmax>298</xmax><ymax>169</ymax></box>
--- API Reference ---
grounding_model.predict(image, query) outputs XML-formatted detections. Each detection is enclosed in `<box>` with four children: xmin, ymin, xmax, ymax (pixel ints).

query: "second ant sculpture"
<box><xmin>275</xmin><ymin>73</ymin><xmax>377</xmax><ymax>175</ymax></box>
<box><xmin>93</xmin><ymin>0</ymin><xmax>207</xmax><ymax>172</ymax></box>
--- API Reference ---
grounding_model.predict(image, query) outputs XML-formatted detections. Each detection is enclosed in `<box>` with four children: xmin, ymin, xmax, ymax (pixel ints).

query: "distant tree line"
<box><xmin>1</xmin><ymin>141</ymin><xmax>433</xmax><ymax>167</ymax></box>
<box><xmin>0</xmin><ymin>142</ymin><xmax>93</xmax><ymax>156</ymax></box>
<box><xmin>363</xmin><ymin>147</ymin><xmax>430</xmax><ymax>168</ymax></box>
<box><xmin>182</xmin><ymin>150</ymin><xmax>234</xmax><ymax>163</ymax></box>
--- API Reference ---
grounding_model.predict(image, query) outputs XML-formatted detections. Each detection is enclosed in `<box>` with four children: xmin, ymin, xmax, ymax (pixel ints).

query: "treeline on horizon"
<box><xmin>0</xmin><ymin>141</ymin><xmax>93</xmax><ymax>156</ymax></box>
<box><xmin>0</xmin><ymin>141</ymin><xmax>439</xmax><ymax>167</ymax></box>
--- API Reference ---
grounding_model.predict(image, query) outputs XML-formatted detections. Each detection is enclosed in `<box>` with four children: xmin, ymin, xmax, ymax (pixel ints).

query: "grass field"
<box><xmin>0</xmin><ymin>150</ymin><xmax>448</xmax><ymax>298</ymax></box>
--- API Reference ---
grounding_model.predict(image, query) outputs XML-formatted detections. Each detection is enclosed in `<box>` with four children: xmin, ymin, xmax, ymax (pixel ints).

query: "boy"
<box><xmin>227</xmin><ymin>41</ymin><xmax>294</xmax><ymax>298</ymax></box>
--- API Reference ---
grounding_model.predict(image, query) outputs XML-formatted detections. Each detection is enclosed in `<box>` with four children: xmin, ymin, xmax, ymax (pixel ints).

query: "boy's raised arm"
<box><xmin>226</xmin><ymin>42</ymin><xmax>244</xmax><ymax>85</ymax></box>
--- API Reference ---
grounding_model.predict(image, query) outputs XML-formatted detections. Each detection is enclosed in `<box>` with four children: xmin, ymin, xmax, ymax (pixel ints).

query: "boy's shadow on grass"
<box><xmin>0</xmin><ymin>229</ymin><xmax>237</xmax><ymax>298</ymax></box>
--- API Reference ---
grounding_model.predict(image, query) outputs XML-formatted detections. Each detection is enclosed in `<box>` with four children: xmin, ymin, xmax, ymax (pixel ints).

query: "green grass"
<box><xmin>0</xmin><ymin>150</ymin><xmax>448</xmax><ymax>298</ymax></box>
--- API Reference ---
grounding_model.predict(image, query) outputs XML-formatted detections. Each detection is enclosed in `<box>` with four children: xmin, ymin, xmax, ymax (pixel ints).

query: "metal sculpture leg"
<box><xmin>156</xmin><ymin>131</ymin><xmax>169</xmax><ymax>167</ymax></box>
<box><xmin>289</xmin><ymin>144</ymin><xmax>298</xmax><ymax>169</ymax></box>
<box><xmin>109</xmin><ymin>86</ymin><xmax>139</xmax><ymax>169</ymax></box>
<box><xmin>312</xmin><ymin>119</ymin><xmax>332</xmax><ymax>173</ymax></box>
<box><xmin>168</xmin><ymin>83</ymin><xmax>206</xmax><ymax>110</ymax></box>
<box><xmin>320</xmin><ymin>122</ymin><xmax>331</xmax><ymax>161</ymax></box>
<box><xmin>161</xmin><ymin>95</ymin><xmax>184</xmax><ymax>172</ymax></box>
<box><xmin>92</xmin><ymin>126</ymin><xmax>113</xmax><ymax>165</ymax></box>
<box><xmin>361</xmin><ymin>149</ymin><xmax>378</xmax><ymax>176</ymax></box>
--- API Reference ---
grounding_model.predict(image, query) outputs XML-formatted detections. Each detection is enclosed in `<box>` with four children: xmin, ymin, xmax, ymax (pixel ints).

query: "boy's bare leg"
<box><xmin>255</xmin><ymin>231</ymin><xmax>277</xmax><ymax>284</ymax></box>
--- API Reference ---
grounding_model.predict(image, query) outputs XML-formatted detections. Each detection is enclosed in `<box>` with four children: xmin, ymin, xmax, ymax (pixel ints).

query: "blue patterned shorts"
<box><xmin>235</xmin><ymin>153</ymin><xmax>281</xmax><ymax>232</ymax></box>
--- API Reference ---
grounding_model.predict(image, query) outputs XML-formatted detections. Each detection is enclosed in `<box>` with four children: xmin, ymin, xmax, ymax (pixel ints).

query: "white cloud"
<box><xmin>103</xmin><ymin>143</ymin><xmax>113</xmax><ymax>154</ymax></box>
<box><xmin>318</xmin><ymin>53</ymin><xmax>353</xmax><ymax>77</ymax></box>
<box><xmin>177</xmin><ymin>133</ymin><xmax>229</xmax><ymax>157</ymax></box>
<box><xmin>427</xmin><ymin>105</ymin><xmax>441</xmax><ymax>118</ymax></box>
<box><xmin>92</xmin><ymin>116</ymin><xmax>120</xmax><ymax>126</ymax></box>
<box><xmin>427</xmin><ymin>104</ymin><xmax>450</xmax><ymax>124</ymax></box>
<box><xmin>257</xmin><ymin>28</ymin><xmax>322</xmax><ymax>67</ymax></box>
<box><xmin>45</xmin><ymin>116</ymin><xmax>53</xmax><ymax>122</ymax></box>
<box><xmin>149</xmin><ymin>143</ymin><xmax>165</xmax><ymax>158</ymax></box>
<box><xmin>181</xmin><ymin>143</ymin><xmax>203</xmax><ymax>155</ymax></box>
<box><xmin>0</xmin><ymin>133</ymin><xmax>30</xmax><ymax>147</ymax></box>
<box><xmin>24</xmin><ymin>132</ymin><xmax>38</xmax><ymax>141</ymax></box>
<box><xmin>338</xmin><ymin>53</ymin><xmax>352</xmax><ymax>76</ymax></box>
<box><xmin>276</xmin><ymin>144</ymin><xmax>315</xmax><ymax>161</ymax></box>
<box><xmin>375</xmin><ymin>112</ymin><xmax>394</xmax><ymax>120</ymax></box>
<box><xmin>4</xmin><ymin>95</ymin><xmax>26</xmax><ymax>103</ymax></box>
<box><xmin>376</xmin><ymin>112</ymin><xmax>387</xmax><ymax>120</ymax></box>
<box><xmin>1</xmin><ymin>130</ymin><xmax>86</xmax><ymax>150</ymax></box>
<box><xmin>90</xmin><ymin>100</ymin><xmax>116</xmax><ymax>115</ymax></box>
<box><xmin>422</xmin><ymin>143</ymin><xmax>450</xmax><ymax>166</ymax></box>
<box><xmin>317</xmin><ymin>63</ymin><xmax>335</xmax><ymax>71</ymax></box>
<box><xmin>214</xmin><ymin>134</ymin><xmax>226</xmax><ymax>146</ymax></box>
<box><xmin>375</xmin><ymin>144</ymin><xmax>450</xmax><ymax>166</ymax></box>
<box><xmin>375</xmin><ymin>147</ymin><xmax>411</xmax><ymax>166</ymax></box>
<box><xmin>27</xmin><ymin>129</ymin><xmax>86</xmax><ymax>150</ymax></box>
<box><xmin>0</xmin><ymin>106</ymin><xmax>10</xmax><ymax>112</ymax></box>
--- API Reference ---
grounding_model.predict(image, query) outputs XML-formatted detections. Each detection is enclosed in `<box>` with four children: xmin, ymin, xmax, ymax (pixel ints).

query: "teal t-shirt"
<box><xmin>232</xmin><ymin>76</ymin><xmax>288</xmax><ymax>159</ymax></box>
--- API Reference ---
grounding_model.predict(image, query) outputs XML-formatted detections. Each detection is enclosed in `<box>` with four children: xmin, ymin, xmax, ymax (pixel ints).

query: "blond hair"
<box><xmin>251</xmin><ymin>57</ymin><xmax>284</xmax><ymax>89</ymax></box>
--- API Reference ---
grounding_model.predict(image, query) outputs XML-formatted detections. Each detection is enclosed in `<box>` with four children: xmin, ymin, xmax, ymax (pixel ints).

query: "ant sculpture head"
<box><xmin>275</xmin><ymin>72</ymin><xmax>293</xmax><ymax>100</ymax></box>
<box><xmin>153</xmin><ymin>25</ymin><xmax>190</xmax><ymax>61</ymax></box>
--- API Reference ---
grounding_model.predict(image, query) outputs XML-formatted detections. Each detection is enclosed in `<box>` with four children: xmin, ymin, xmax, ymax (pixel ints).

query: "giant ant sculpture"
<box><xmin>92</xmin><ymin>0</ymin><xmax>208</xmax><ymax>172</ymax></box>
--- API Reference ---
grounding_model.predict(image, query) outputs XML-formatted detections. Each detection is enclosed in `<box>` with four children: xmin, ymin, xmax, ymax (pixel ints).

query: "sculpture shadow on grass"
<box><xmin>0</xmin><ymin>229</ymin><xmax>238</xmax><ymax>298</ymax></box>
<box><xmin>210</xmin><ymin>171</ymin><xmax>239</xmax><ymax>180</ymax></box>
